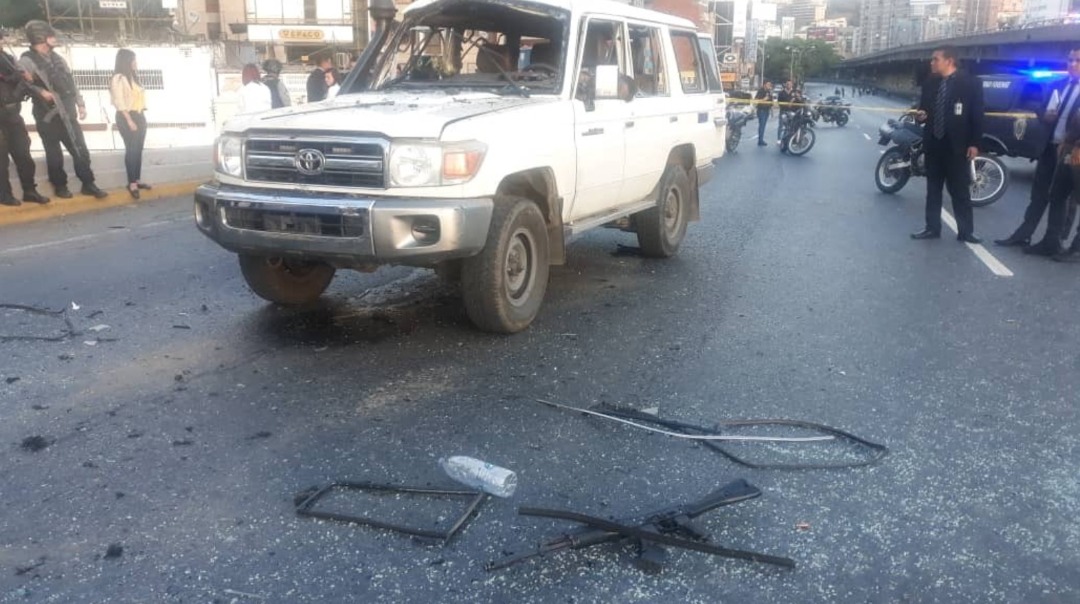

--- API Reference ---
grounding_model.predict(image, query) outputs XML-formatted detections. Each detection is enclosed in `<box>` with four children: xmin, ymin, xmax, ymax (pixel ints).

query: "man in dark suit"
<box><xmin>996</xmin><ymin>48</ymin><xmax>1080</xmax><ymax>248</ymax></box>
<box><xmin>1026</xmin><ymin>51</ymin><xmax>1080</xmax><ymax>258</ymax></box>
<box><xmin>911</xmin><ymin>46</ymin><xmax>984</xmax><ymax>243</ymax></box>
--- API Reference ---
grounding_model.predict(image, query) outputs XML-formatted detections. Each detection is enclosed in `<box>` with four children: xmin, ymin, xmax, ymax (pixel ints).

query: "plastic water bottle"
<box><xmin>439</xmin><ymin>456</ymin><xmax>517</xmax><ymax>498</ymax></box>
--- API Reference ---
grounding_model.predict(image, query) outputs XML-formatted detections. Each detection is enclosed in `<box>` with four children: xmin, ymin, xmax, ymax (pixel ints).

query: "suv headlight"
<box><xmin>215</xmin><ymin>135</ymin><xmax>243</xmax><ymax>177</ymax></box>
<box><xmin>388</xmin><ymin>141</ymin><xmax>486</xmax><ymax>188</ymax></box>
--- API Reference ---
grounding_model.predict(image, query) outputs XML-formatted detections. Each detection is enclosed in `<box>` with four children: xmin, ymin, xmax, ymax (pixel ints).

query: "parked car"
<box><xmin>195</xmin><ymin>0</ymin><xmax>726</xmax><ymax>333</ymax></box>
<box><xmin>978</xmin><ymin>73</ymin><xmax>1061</xmax><ymax>160</ymax></box>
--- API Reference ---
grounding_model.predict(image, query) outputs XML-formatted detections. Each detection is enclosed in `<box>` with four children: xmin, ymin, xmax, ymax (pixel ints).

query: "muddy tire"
<box><xmin>461</xmin><ymin>197</ymin><xmax>550</xmax><ymax>334</ymax></box>
<box><xmin>238</xmin><ymin>255</ymin><xmax>335</xmax><ymax>305</ymax></box>
<box><xmin>635</xmin><ymin>164</ymin><xmax>691</xmax><ymax>258</ymax></box>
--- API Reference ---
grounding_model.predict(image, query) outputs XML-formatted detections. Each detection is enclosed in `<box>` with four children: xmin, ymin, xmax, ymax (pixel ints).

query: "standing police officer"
<box><xmin>19</xmin><ymin>20</ymin><xmax>106</xmax><ymax>200</ymax></box>
<box><xmin>0</xmin><ymin>31</ymin><xmax>49</xmax><ymax>206</ymax></box>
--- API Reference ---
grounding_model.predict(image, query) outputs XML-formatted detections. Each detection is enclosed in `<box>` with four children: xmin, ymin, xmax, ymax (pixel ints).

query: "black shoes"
<box><xmin>1023</xmin><ymin>242</ymin><xmax>1061</xmax><ymax>257</ymax></box>
<box><xmin>1</xmin><ymin>193</ymin><xmax>20</xmax><ymax>207</ymax></box>
<box><xmin>757</xmin><ymin>141</ymin><xmax>767</xmax><ymax>146</ymax></box>
<box><xmin>22</xmin><ymin>190</ymin><xmax>49</xmax><ymax>204</ymax></box>
<box><xmin>136</xmin><ymin>182</ymin><xmax>152</xmax><ymax>190</ymax></box>
<box><xmin>128</xmin><ymin>184</ymin><xmax>140</xmax><ymax>200</ymax></box>
<box><xmin>1052</xmin><ymin>248</ymin><xmax>1080</xmax><ymax>263</ymax></box>
<box><xmin>81</xmin><ymin>184</ymin><xmax>108</xmax><ymax>199</ymax></box>
<box><xmin>993</xmin><ymin>235</ymin><xmax>1029</xmax><ymax>247</ymax></box>
<box><xmin>957</xmin><ymin>233</ymin><xmax>982</xmax><ymax>244</ymax></box>
<box><xmin>54</xmin><ymin>187</ymin><xmax>73</xmax><ymax>199</ymax></box>
<box><xmin>911</xmin><ymin>229</ymin><xmax>941</xmax><ymax>240</ymax></box>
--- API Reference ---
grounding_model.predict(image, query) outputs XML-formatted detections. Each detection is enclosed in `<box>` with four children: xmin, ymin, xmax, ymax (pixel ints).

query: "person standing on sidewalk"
<box><xmin>19</xmin><ymin>21</ymin><xmax>106</xmax><ymax>200</ymax></box>
<box><xmin>306</xmin><ymin>53</ymin><xmax>333</xmax><ymax>103</ymax></box>
<box><xmin>0</xmin><ymin>41</ymin><xmax>49</xmax><ymax>206</ymax></box>
<box><xmin>262</xmin><ymin>59</ymin><xmax>291</xmax><ymax>109</ymax></box>
<box><xmin>995</xmin><ymin>48</ymin><xmax>1080</xmax><ymax>248</ymax></box>
<box><xmin>237</xmin><ymin>63</ymin><xmax>272</xmax><ymax>115</ymax></box>
<box><xmin>110</xmin><ymin>49</ymin><xmax>150</xmax><ymax>200</ymax></box>
<box><xmin>754</xmin><ymin>81</ymin><xmax>773</xmax><ymax>147</ymax></box>
<box><xmin>1024</xmin><ymin>102</ymin><xmax>1080</xmax><ymax>259</ymax></box>
<box><xmin>910</xmin><ymin>46</ymin><xmax>984</xmax><ymax>244</ymax></box>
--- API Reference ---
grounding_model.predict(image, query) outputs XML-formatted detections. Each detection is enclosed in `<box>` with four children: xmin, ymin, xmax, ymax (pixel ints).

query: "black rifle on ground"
<box><xmin>486</xmin><ymin>478</ymin><xmax>795</xmax><ymax>573</ymax></box>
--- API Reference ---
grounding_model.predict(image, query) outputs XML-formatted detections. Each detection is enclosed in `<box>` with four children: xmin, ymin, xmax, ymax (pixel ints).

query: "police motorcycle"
<box><xmin>816</xmin><ymin>96</ymin><xmax>851</xmax><ymax>126</ymax></box>
<box><xmin>778</xmin><ymin>95</ymin><xmax>816</xmax><ymax>156</ymax></box>
<box><xmin>874</xmin><ymin>113</ymin><xmax>1009</xmax><ymax>207</ymax></box>
<box><xmin>725</xmin><ymin>103</ymin><xmax>754</xmax><ymax>152</ymax></box>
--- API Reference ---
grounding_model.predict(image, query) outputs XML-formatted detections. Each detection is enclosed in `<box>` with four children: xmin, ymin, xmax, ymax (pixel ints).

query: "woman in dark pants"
<box><xmin>109</xmin><ymin>49</ymin><xmax>150</xmax><ymax>199</ymax></box>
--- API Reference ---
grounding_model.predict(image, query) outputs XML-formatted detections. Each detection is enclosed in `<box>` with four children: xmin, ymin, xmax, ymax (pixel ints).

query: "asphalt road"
<box><xmin>2</xmin><ymin>84</ymin><xmax>1079</xmax><ymax>603</ymax></box>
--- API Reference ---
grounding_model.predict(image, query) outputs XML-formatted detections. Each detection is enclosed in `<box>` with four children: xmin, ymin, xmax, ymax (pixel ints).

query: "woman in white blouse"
<box><xmin>238</xmin><ymin>63</ymin><xmax>272</xmax><ymax>115</ymax></box>
<box><xmin>109</xmin><ymin>48</ymin><xmax>150</xmax><ymax>199</ymax></box>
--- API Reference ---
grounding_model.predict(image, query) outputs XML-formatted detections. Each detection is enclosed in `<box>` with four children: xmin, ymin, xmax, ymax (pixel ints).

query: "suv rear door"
<box><xmin>696</xmin><ymin>33</ymin><xmax>727</xmax><ymax>160</ymax></box>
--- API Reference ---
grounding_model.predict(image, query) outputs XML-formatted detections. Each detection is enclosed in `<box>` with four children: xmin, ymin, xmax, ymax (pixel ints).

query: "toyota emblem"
<box><xmin>295</xmin><ymin>148</ymin><xmax>325</xmax><ymax>176</ymax></box>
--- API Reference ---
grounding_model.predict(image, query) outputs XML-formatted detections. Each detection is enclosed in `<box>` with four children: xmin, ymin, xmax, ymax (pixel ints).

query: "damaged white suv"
<box><xmin>195</xmin><ymin>0</ymin><xmax>726</xmax><ymax>333</ymax></box>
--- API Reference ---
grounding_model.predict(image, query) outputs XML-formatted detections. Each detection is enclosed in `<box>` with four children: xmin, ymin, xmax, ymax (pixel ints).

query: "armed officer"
<box><xmin>19</xmin><ymin>20</ymin><xmax>106</xmax><ymax>199</ymax></box>
<box><xmin>0</xmin><ymin>30</ymin><xmax>48</xmax><ymax>206</ymax></box>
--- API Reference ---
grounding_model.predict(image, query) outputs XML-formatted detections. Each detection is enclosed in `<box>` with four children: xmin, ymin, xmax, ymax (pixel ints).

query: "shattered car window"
<box><xmin>370</xmin><ymin>0</ymin><xmax>570</xmax><ymax>94</ymax></box>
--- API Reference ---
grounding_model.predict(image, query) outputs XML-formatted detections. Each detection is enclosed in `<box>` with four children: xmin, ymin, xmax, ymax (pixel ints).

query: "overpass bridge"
<box><xmin>837</xmin><ymin>24</ymin><xmax>1080</xmax><ymax>98</ymax></box>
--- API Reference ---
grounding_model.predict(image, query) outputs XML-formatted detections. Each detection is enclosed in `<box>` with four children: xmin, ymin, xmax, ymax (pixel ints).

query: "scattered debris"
<box><xmin>103</xmin><ymin>544</ymin><xmax>123</xmax><ymax>560</ymax></box>
<box><xmin>174</xmin><ymin>374</ymin><xmax>184</xmax><ymax>382</ymax></box>
<box><xmin>5</xmin><ymin>377</ymin><xmax>19</xmax><ymax>384</ymax></box>
<box><xmin>87</xmin><ymin>310</ymin><xmax>104</xmax><ymax>319</ymax></box>
<box><xmin>115</xmin><ymin>492</ymin><xmax>126</xmax><ymax>499</ymax></box>
<box><xmin>313</xmin><ymin>346</ymin><xmax>329</xmax><ymax>352</ymax></box>
<box><xmin>31</xmin><ymin>404</ymin><xmax>48</xmax><ymax>410</ymax></box>
<box><xmin>20</xmin><ymin>436</ymin><xmax>50</xmax><ymax>452</ymax></box>
<box><xmin>172</xmin><ymin>324</ymin><xmax>191</xmax><ymax>330</ymax></box>
<box><xmin>0</xmin><ymin>303</ymin><xmax>78</xmax><ymax>342</ymax></box>
<box><xmin>200</xmin><ymin>304</ymin><xmax>209</xmax><ymax>313</ymax></box>
<box><xmin>71</xmin><ymin>302</ymin><xmax>80</xmax><ymax>311</ymax></box>
<box><xmin>58</xmin><ymin>353</ymin><xmax>74</xmax><ymax>361</ymax></box>
<box><xmin>14</xmin><ymin>557</ymin><xmax>45</xmax><ymax>576</ymax></box>
<box><xmin>536</xmin><ymin>399</ymin><xmax>890</xmax><ymax>470</ymax></box>
<box><xmin>87</xmin><ymin>324</ymin><xmax>110</xmax><ymax>332</ymax></box>
<box><xmin>246</xmin><ymin>431</ymin><xmax>272</xmax><ymax>440</ymax></box>
<box><xmin>440</xmin><ymin>456</ymin><xmax>517</xmax><ymax>497</ymax></box>
<box><xmin>795</xmin><ymin>522</ymin><xmax>811</xmax><ymax>531</ymax></box>
<box><xmin>172</xmin><ymin>439</ymin><xmax>194</xmax><ymax>447</ymax></box>
<box><xmin>488</xmin><ymin>479</ymin><xmax>794</xmax><ymax>572</ymax></box>
<box><xmin>83</xmin><ymin>341</ymin><xmax>97</xmax><ymax>347</ymax></box>
<box><xmin>127</xmin><ymin>431</ymin><xmax>142</xmax><ymax>439</ymax></box>
<box><xmin>82</xmin><ymin>461</ymin><xmax>98</xmax><ymax>469</ymax></box>
<box><xmin>612</xmin><ymin>244</ymin><xmax>644</xmax><ymax>257</ymax></box>
<box><xmin>296</xmin><ymin>482</ymin><xmax>486</xmax><ymax>542</ymax></box>
<box><xmin>222</xmin><ymin>588</ymin><xmax>266</xmax><ymax>600</ymax></box>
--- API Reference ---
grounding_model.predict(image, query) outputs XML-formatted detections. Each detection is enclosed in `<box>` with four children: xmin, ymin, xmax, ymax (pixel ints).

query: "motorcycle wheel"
<box><xmin>969</xmin><ymin>155</ymin><xmax>1009</xmax><ymax>207</ymax></box>
<box><xmin>836</xmin><ymin>113</ymin><xmax>849</xmax><ymax>127</ymax></box>
<box><xmin>787</xmin><ymin>127</ymin><xmax>815</xmax><ymax>156</ymax></box>
<box><xmin>728</xmin><ymin>128</ymin><xmax>741</xmax><ymax>152</ymax></box>
<box><xmin>875</xmin><ymin>148</ymin><xmax>911</xmax><ymax>194</ymax></box>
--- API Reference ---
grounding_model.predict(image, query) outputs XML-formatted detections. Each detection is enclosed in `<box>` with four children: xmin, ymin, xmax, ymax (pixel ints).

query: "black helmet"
<box><xmin>262</xmin><ymin>58</ymin><xmax>283</xmax><ymax>75</ymax></box>
<box><xmin>25</xmin><ymin>20</ymin><xmax>57</xmax><ymax>46</ymax></box>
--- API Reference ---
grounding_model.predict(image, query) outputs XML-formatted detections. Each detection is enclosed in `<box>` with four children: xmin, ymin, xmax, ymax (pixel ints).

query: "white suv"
<box><xmin>195</xmin><ymin>0</ymin><xmax>726</xmax><ymax>333</ymax></box>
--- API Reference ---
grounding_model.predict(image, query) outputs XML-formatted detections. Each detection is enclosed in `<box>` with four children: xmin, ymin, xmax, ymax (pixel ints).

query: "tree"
<box><xmin>0</xmin><ymin>0</ymin><xmax>45</xmax><ymax>30</ymax></box>
<box><xmin>762</xmin><ymin>38</ymin><xmax>842</xmax><ymax>83</ymax></box>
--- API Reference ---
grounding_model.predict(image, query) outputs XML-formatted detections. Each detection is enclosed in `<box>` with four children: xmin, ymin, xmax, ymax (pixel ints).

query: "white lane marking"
<box><xmin>0</xmin><ymin>218</ymin><xmax>182</xmax><ymax>256</ymax></box>
<box><xmin>863</xmin><ymin>133</ymin><xmax>872</xmax><ymax>141</ymax></box>
<box><xmin>940</xmin><ymin>209</ymin><xmax>1014</xmax><ymax>277</ymax></box>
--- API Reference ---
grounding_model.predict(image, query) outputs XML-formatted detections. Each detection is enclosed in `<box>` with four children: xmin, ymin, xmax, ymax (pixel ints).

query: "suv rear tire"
<box><xmin>636</xmin><ymin>164</ymin><xmax>691</xmax><ymax>258</ymax></box>
<box><xmin>461</xmin><ymin>196</ymin><xmax>550</xmax><ymax>334</ymax></box>
<box><xmin>238</xmin><ymin>255</ymin><xmax>336</xmax><ymax>305</ymax></box>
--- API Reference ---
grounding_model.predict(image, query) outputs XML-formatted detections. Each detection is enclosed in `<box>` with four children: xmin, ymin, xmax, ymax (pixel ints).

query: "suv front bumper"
<box><xmin>194</xmin><ymin>183</ymin><xmax>494</xmax><ymax>265</ymax></box>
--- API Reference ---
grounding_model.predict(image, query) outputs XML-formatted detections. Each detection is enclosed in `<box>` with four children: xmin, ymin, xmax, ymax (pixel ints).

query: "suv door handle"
<box><xmin>582</xmin><ymin>127</ymin><xmax>604</xmax><ymax>136</ymax></box>
<box><xmin>625</xmin><ymin>121</ymin><xmax>635</xmax><ymax>128</ymax></box>
<box><xmin>669</xmin><ymin>116</ymin><xmax>678</xmax><ymax>123</ymax></box>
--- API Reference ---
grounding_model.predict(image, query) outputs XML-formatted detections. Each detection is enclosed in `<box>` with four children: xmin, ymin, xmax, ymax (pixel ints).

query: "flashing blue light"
<box><xmin>1027</xmin><ymin>70</ymin><xmax>1067</xmax><ymax>79</ymax></box>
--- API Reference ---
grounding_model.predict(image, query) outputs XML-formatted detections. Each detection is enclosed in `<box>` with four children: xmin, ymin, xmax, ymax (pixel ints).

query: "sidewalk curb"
<box><xmin>0</xmin><ymin>181</ymin><xmax>202</xmax><ymax>228</ymax></box>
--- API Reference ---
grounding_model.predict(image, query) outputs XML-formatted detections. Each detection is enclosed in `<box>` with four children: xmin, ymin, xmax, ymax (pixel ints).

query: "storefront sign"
<box><xmin>247</xmin><ymin>25</ymin><xmax>353</xmax><ymax>44</ymax></box>
<box><xmin>279</xmin><ymin>29</ymin><xmax>324</xmax><ymax>41</ymax></box>
<box><xmin>99</xmin><ymin>0</ymin><xmax>128</xmax><ymax>8</ymax></box>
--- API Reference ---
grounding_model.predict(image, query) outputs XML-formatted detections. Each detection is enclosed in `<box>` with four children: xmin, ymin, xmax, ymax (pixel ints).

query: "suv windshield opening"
<box><xmin>352</xmin><ymin>0</ymin><xmax>569</xmax><ymax>96</ymax></box>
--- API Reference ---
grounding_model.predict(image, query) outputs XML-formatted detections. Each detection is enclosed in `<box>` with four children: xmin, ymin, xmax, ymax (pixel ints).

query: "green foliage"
<box><xmin>0</xmin><ymin>0</ymin><xmax>45</xmax><ymax>30</ymax></box>
<box><xmin>762</xmin><ymin>38</ymin><xmax>841</xmax><ymax>83</ymax></box>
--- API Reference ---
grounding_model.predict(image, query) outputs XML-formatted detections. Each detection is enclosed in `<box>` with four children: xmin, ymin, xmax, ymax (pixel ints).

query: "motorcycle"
<box><xmin>816</xmin><ymin>96</ymin><xmax>850</xmax><ymax>127</ymax></box>
<box><xmin>874</xmin><ymin>117</ymin><xmax>1009</xmax><ymax>207</ymax></box>
<box><xmin>725</xmin><ymin>104</ymin><xmax>753</xmax><ymax>152</ymax></box>
<box><xmin>779</xmin><ymin>104</ymin><xmax>816</xmax><ymax>156</ymax></box>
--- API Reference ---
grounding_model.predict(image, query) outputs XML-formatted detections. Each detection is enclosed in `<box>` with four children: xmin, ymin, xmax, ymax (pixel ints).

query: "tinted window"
<box><xmin>670</xmin><ymin>31</ymin><xmax>705</xmax><ymax>94</ymax></box>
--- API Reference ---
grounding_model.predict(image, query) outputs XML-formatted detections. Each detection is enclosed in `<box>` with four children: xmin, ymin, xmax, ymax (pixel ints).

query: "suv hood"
<box><xmin>226</xmin><ymin>91</ymin><xmax>549</xmax><ymax>139</ymax></box>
